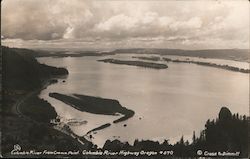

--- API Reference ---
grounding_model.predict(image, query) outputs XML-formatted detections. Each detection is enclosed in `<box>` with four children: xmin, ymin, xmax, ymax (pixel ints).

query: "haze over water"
<box><xmin>38</xmin><ymin>54</ymin><xmax>249</xmax><ymax>147</ymax></box>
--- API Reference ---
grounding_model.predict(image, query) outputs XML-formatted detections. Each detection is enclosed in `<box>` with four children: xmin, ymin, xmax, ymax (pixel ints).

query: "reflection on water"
<box><xmin>38</xmin><ymin>54</ymin><xmax>249</xmax><ymax>147</ymax></box>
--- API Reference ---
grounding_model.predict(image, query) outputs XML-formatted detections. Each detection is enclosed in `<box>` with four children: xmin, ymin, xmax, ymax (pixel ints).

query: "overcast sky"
<box><xmin>1</xmin><ymin>0</ymin><xmax>249</xmax><ymax>50</ymax></box>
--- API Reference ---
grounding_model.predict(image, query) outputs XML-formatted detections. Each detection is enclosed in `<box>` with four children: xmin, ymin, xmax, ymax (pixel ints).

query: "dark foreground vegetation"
<box><xmin>98</xmin><ymin>58</ymin><xmax>168</xmax><ymax>69</ymax></box>
<box><xmin>101</xmin><ymin>107</ymin><xmax>248</xmax><ymax>158</ymax></box>
<box><xmin>163</xmin><ymin>57</ymin><xmax>250</xmax><ymax>73</ymax></box>
<box><xmin>1</xmin><ymin>46</ymin><xmax>94</xmax><ymax>158</ymax></box>
<box><xmin>49</xmin><ymin>93</ymin><xmax>135</xmax><ymax>124</ymax></box>
<box><xmin>19</xmin><ymin>96</ymin><xmax>57</xmax><ymax>123</ymax></box>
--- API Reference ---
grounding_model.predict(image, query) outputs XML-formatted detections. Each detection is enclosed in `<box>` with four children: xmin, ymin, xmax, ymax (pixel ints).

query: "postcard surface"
<box><xmin>1</xmin><ymin>0</ymin><xmax>249</xmax><ymax>158</ymax></box>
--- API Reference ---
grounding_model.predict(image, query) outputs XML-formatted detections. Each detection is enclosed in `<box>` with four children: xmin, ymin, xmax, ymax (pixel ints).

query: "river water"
<box><xmin>38</xmin><ymin>54</ymin><xmax>249</xmax><ymax>147</ymax></box>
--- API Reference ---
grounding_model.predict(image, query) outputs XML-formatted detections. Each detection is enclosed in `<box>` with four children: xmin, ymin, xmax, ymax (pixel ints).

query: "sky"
<box><xmin>1</xmin><ymin>0</ymin><xmax>249</xmax><ymax>50</ymax></box>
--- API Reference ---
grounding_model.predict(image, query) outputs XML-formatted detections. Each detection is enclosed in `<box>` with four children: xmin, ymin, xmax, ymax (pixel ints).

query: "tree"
<box><xmin>179</xmin><ymin>136</ymin><xmax>184</xmax><ymax>145</ymax></box>
<box><xmin>192</xmin><ymin>131</ymin><xmax>196</xmax><ymax>144</ymax></box>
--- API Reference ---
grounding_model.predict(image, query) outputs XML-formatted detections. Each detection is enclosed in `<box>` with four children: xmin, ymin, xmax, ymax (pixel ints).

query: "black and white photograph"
<box><xmin>1</xmin><ymin>0</ymin><xmax>249</xmax><ymax>158</ymax></box>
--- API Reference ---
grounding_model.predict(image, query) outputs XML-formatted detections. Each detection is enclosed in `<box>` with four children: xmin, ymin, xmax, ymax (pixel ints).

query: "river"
<box><xmin>38</xmin><ymin>54</ymin><xmax>249</xmax><ymax>147</ymax></box>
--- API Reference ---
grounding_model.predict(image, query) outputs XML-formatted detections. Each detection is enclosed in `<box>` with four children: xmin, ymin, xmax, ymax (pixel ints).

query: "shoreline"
<box><xmin>14</xmin><ymin>75</ymin><xmax>134</xmax><ymax>148</ymax></box>
<box><xmin>35</xmin><ymin>79</ymin><xmax>92</xmax><ymax>145</ymax></box>
<box><xmin>2</xmin><ymin>77</ymin><xmax>92</xmax><ymax>156</ymax></box>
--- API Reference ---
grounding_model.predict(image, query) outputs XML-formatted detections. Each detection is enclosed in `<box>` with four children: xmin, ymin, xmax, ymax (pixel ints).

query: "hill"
<box><xmin>2</xmin><ymin>46</ymin><xmax>68</xmax><ymax>90</ymax></box>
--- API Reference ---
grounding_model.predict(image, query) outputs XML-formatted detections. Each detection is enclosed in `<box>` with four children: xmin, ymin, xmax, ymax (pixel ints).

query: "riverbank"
<box><xmin>98</xmin><ymin>58</ymin><xmax>168</xmax><ymax>69</ymax></box>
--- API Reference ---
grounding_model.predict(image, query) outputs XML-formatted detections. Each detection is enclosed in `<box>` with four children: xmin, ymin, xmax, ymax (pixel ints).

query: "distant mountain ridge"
<box><xmin>3</xmin><ymin>46</ymin><xmax>248</xmax><ymax>62</ymax></box>
<box><xmin>111</xmin><ymin>48</ymin><xmax>249</xmax><ymax>62</ymax></box>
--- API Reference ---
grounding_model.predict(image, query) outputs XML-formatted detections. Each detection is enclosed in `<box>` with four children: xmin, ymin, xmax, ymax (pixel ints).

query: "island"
<box><xmin>49</xmin><ymin>93</ymin><xmax>135</xmax><ymax>124</ymax></box>
<box><xmin>98</xmin><ymin>58</ymin><xmax>168</xmax><ymax>69</ymax></box>
<box><xmin>163</xmin><ymin>57</ymin><xmax>250</xmax><ymax>73</ymax></box>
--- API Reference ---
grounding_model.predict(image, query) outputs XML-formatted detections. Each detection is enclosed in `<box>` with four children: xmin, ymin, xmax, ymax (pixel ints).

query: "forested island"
<box><xmin>98</xmin><ymin>58</ymin><xmax>168</xmax><ymax>69</ymax></box>
<box><xmin>49</xmin><ymin>93</ymin><xmax>135</xmax><ymax>124</ymax></box>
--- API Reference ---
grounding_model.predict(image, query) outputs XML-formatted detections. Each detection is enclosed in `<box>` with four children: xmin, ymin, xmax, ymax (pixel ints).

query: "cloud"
<box><xmin>169</xmin><ymin>17</ymin><xmax>202</xmax><ymax>31</ymax></box>
<box><xmin>1</xmin><ymin>0</ymin><xmax>249</xmax><ymax>49</ymax></box>
<box><xmin>63</xmin><ymin>26</ymin><xmax>75</xmax><ymax>39</ymax></box>
<box><xmin>95</xmin><ymin>14</ymin><xmax>138</xmax><ymax>32</ymax></box>
<box><xmin>1</xmin><ymin>0</ymin><xmax>93</xmax><ymax>40</ymax></box>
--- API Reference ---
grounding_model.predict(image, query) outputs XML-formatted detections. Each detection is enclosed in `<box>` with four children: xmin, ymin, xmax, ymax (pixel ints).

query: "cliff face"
<box><xmin>2</xmin><ymin>46</ymin><xmax>68</xmax><ymax>90</ymax></box>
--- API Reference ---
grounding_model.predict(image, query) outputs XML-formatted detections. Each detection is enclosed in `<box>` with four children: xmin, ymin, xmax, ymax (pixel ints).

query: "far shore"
<box><xmin>132</xmin><ymin>56</ymin><xmax>161</xmax><ymax>61</ymax></box>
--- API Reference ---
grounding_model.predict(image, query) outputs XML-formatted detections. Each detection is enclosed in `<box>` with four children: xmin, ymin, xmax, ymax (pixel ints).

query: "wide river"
<box><xmin>38</xmin><ymin>54</ymin><xmax>249</xmax><ymax>147</ymax></box>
